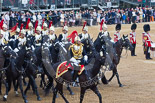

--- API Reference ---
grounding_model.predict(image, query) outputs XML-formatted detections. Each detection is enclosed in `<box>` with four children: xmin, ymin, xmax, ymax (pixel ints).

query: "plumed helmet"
<box><xmin>83</xmin><ymin>26</ymin><xmax>88</xmax><ymax>32</ymax></box>
<box><xmin>43</xmin><ymin>22</ymin><xmax>48</xmax><ymax>27</ymax></box>
<box><xmin>115</xmin><ymin>24</ymin><xmax>121</xmax><ymax>30</ymax></box>
<box><xmin>28</xmin><ymin>22</ymin><xmax>33</xmax><ymax>28</ymax></box>
<box><xmin>21</xmin><ymin>29</ymin><xmax>26</xmax><ymax>35</ymax></box>
<box><xmin>16</xmin><ymin>28</ymin><xmax>20</xmax><ymax>33</ymax></box>
<box><xmin>2</xmin><ymin>23</ymin><xmax>7</xmax><ymax>29</ymax></box>
<box><xmin>131</xmin><ymin>23</ymin><xmax>137</xmax><ymax>30</ymax></box>
<box><xmin>102</xmin><ymin>24</ymin><xmax>107</xmax><ymax>29</ymax></box>
<box><xmin>143</xmin><ymin>24</ymin><xmax>150</xmax><ymax>32</ymax></box>
<box><xmin>74</xmin><ymin>36</ymin><xmax>81</xmax><ymax>42</ymax></box>
<box><xmin>63</xmin><ymin>26</ymin><xmax>68</xmax><ymax>31</ymax></box>
<box><xmin>36</xmin><ymin>26</ymin><xmax>41</xmax><ymax>31</ymax></box>
<box><xmin>49</xmin><ymin>26</ymin><xmax>55</xmax><ymax>31</ymax></box>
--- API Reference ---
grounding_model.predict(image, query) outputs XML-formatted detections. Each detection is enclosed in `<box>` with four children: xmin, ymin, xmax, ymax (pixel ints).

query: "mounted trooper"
<box><xmin>0</xmin><ymin>30</ymin><xmax>9</xmax><ymax>46</ymax></box>
<box><xmin>34</xmin><ymin>26</ymin><xmax>42</xmax><ymax>47</ymax></box>
<box><xmin>79</xmin><ymin>21</ymin><xmax>90</xmax><ymax>41</ymax></box>
<box><xmin>10</xmin><ymin>27</ymin><xmax>20</xmax><ymax>49</ymax></box>
<box><xmin>98</xmin><ymin>19</ymin><xmax>111</xmax><ymax>39</ymax></box>
<box><xmin>48</xmin><ymin>26</ymin><xmax>57</xmax><ymax>46</ymax></box>
<box><xmin>143</xmin><ymin>24</ymin><xmax>152</xmax><ymax>60</ymax></box>
<box><xmin>58</xmin><ymin>23</ymin><xmax>69</xmax><ymax>44</ymax></box>
<box><xmin>130</xmin><ymin>23</ymin><xmax>137</xmax><ymax>56</ymax></box>
<box><xmin>1</xmin><ymin>23</ymin><xmax>10</xmax><ymax>44</ymax></box>
<box><xmin>42</xmin><ymin>22</ymin><xmax>48</xmax><ymax>36</ymax></box>
<box><xmin>14</xmin><ymin>29</ymin><xmax>26</xmax><ymax>52</ymax></box>
<box><xmin>69</xmin><ymin>36</ymin><xmax>88</xmax><ymax>81</ymax></box>
<box><xmin>114</xmin><ymin>24</ymin><xmax>121</xmax><ymax>43</ymax></box>
<box><xmin>27</xmin><ymin>22</ymin><xmax>34</xmax><ymax>37</ymax></box>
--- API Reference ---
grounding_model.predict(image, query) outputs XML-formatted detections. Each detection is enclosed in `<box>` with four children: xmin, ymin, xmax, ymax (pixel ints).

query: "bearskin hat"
<box><xmin>131</xmin><ymin>23</ymin><xmax>137</xmax><ymax>30</ymax></box>
<box><xmin>143</xmin><ymin>24</ymin><xmax>150</xmax><ymax>32</ymax></box>
<box><xmin>115</xmin><ymin>24</ymin><xmax>121</xmax><ymax>30</ymax></box>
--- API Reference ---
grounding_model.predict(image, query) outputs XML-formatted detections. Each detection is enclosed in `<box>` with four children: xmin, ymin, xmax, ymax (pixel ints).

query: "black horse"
<box><xmin>3</xmin><ymin>43</ymin><xmax>38</xmax><ymax>103</ymax></box>
<box><xmin>43</xmin><ymin>37</ymin><xmax>74</xmax><ymax>96</ymax></box>
<box><xmin>0</xmin><ymin>45</ymin><xmax>17</xmax><ymax>95</ymax></box>
<box><xmin>22</xmin><ymin>39</ymin><xmax>42</xmax><ymax>101</ymax></box>
<box><xmin>42</xmin><ymin>40</ymin><xmax>107</xmax><ymax>103</ymax></box>
<box><xmin>101</xmin><ymin>35</ymin><xmax>133</xmax><ymax>87</ymax></box>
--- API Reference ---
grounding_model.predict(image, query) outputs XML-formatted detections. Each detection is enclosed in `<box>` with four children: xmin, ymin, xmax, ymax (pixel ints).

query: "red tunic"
<box><xmin>143</xmin><ymin>32</ymin><xmax>151</xmax><ymax>47</ymax></box>
<box><xmin>130</xmin><ymin>32</ymin><xmax>136</xmax><ymax>44</ymax></box>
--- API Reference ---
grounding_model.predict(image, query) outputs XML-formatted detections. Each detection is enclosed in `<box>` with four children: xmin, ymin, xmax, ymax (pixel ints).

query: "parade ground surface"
<box><xmin>1</xmin><ymin>22</ymin><xmax>155</xmax><ymax>103</ymax></box>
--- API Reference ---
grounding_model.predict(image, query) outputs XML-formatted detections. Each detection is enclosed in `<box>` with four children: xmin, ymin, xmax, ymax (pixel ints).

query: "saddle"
<box><xmin>56</xmin><ymin>61</ymin><xmax>85</xmax><ymax>78</ymax></box>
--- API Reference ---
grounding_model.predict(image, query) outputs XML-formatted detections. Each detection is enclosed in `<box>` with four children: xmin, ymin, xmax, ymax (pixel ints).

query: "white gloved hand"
<box><xmin>110</xmin><ymin>39</ymin><xmax>114</xmax><ymax>43</ymax></box>
<box><xmin>84</xmin><ymin>55</ymin><xmax>88</xmax><ymax>62</ymax></box>
<box><xmin>14</xmin><ymin>48</ymin><xmax>19</xmax><ymax>53</ymax></box>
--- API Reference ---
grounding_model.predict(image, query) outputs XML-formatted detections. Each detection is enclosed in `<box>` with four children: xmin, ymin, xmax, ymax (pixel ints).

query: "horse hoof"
<box><xmin>56</xmin><ymin>94</ymin><xmax>59</xmax><ymax>98</ymax></box>
<box><xmin>3</xmin><ymin>97</ymin><xmax>7</xmax><ymax>101</ymax></box>
<box><xmin>24</xmin><ymin>100</ymin><xmax>28</xmax><ymax>103</ymax></box>
<box><xmin>119</xmin><ymin>84</ymin><xmax>124</xmax><ymax>87</ymax></box>
<box><xmin>70</xmin><ymin>92</ymin><xmax>75</xmax><ymax>95</ymax></box>
<box><xmin>37</xmin><ymin>97</ymin><xmax>42</xmax><ymax>101</ymax></box>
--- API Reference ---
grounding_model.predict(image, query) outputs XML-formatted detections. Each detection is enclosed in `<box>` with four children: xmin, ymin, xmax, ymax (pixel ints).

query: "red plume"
<box><xmin>41</xmin><ymin>19</ymin><xmax>45</xmax><ymax>29</ymax></box>
<box><xmin>0</xmin><ymin>19</ymin><xmax>4</xmax><ymax>29</ymax></box>
<box><xmin>26</xmin><ymin>18</ymin><xmax>31</xmax><ymax>29</ymax></box>
<box><xmin>100</xmin><ymin>19</ymin><xmax>104</xmax><ymax>31</ymax></box>
<box><xmin>49</xmin><ymin>21</ymin><xmax>53</xmax><ymax>28</ymax></box>
<box><xmin>11</xmin><ymin>23</ymin><xmax>18</xmax><ymax>32</ymax></box>
<box><xmin>19</xmin><ymin>23</ymin><xmax>24</xmax><ymax>36</ymax></box>
<box><xmin>67</xmin><ymin>30</ymin><xmax>78</xmax><ymax>43</ymax></box>
<box><xmin>35</xmin><ymin>20</ymin><xmax>38</xmax><ymax>33</ymax></box>
<box><xmin>82</xmin><ymin>21</ymin><xmax>87</xmax><ymax>31</ymax></box>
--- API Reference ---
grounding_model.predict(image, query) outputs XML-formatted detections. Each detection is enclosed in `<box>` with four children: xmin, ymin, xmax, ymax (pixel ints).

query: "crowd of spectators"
<box><xmin>1</xmin><ymin>6</ymin><xmax>155</xmax><ymax>29</ymax></box>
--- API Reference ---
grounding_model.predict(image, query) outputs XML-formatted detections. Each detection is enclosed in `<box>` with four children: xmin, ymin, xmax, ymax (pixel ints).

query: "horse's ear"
<box><xmin>123</xmin><ymin>34</ymin><xmax>125</xmax><ymax>38</ymax></box>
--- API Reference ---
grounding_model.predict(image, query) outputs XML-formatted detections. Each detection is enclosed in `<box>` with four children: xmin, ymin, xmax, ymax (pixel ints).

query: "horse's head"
<box><xmin>2</xmin><ymin>45</ymin><xmax>17</xmax><ymax>58</ymax></box>
<box><xmin>54</xmin><ymin>41</ymin><xmax>60</xmax><ymax>52</ymax></box>
<box><xmin>25</xmin><ymin>47</ymin><xmax>37</xmax><ymax>63</ymax></box>
<box><xmin>122</xmin><ymin>35</ymin><xmax>133</xmax><ymax>51</ymax></box>
<box><xmin>100</xmin><ymin>36</ymin><xmax>106</xmax><ymax>45</ymax></box>
<box><xmin>42</xmin><ymin>35</ymin><xmax>49</xmax><ymax>44</ymax></box>
<box><xmin>95</xmin><ymin>45</ymin><xmax>106</xmax><ymax>65</ymax></box>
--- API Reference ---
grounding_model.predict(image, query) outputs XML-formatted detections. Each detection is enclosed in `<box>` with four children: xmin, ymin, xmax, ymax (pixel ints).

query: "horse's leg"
<box><xmin>101</xmin><ymin>74</ymin><xmax>108</xmax><ymax>84</ymax></box>
<box><xmin>24</xmin><ymin>79</ymin><xmax>31</xmax><ymax>95</ymax></box>
<box><xmin>90</xmin><ymin>85</ymin><xmax>102</xmax><ymax>103</ymax></box>
<box><xmin>115</xmin><ymin>68</ymin><xmax>123</xmax><ymax>87</ymax></box>
<box><xmin>23</xmin><ymin>77</ymin><xmax>28</xmax><ymax>86</ymax></box>
<box><xmin>29</xmin><ymin>75</ymin><xmax>41</xmax><ymax>101</ymax></box>
<box><xmin>67</xmin><ymin>85</ymin><xmax>74</xmax><ymax>95</ymax></box>
<box><xmin>13</xmin><ymin>80</ymin><xmax>19</xmax><ymax>97</ymax></box>
<box><xmin>57</xmin><ymin>83</ymin><xmax>69</xmax><ymax>103</ymax></box>
<box><xmin>17</xmin><ymin>77</ymin><xmax>28</xmax><ymax>103</ymax></box>
<box><xmin>44</xmin><ymin>76</ymin><xmax>53</xmax><ymax>96</ymax></box>
<box><xmin>3</xmin><ymin>79</ymin><xmax>10</xmax><ymax>101</ymax></box>
<box><xmin>0</xmin><ymin>76</ymin><xmax>2</xmax><ymax>95</ymax></box>
<box><xmin>40</xmin><ymin>74</ymin><xmax>43</xmax><ymax>88</ymax></box>
<box><xmin>52</xmin><ymin>84</ymin><xmax>58</xmax><ymax>103</ymax></box>
<box><xmin>108</xmin><ymin>65</ymin><xmax>116</xmax><ymax>82</ymax></box>
<box><xmin>110</xmin><ymin>66</ymin><xmax>123</xmax><ymax>87</ymax></box>
<box><xmin>80</xmin><ymin>87</ymin><xmax>86</xmax><ymax>103</ymax></box>
<box><xmin>40</xmin><ymin>74</ymin><xmax>46</xmax><ymax>89</ymax></box>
